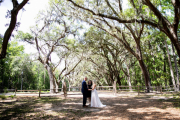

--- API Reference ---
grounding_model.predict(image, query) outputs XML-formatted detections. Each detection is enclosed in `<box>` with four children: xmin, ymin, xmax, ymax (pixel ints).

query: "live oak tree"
<box><xmin>54</xmin><ymin>0</ymin><xmax>151</xmax><ymax>91</ymax></box>
<box><xmin>0</xmin><ymin>0</ymin><xmax>29</xmax><ymax>59</ymax></box>
<box><xmin>171</xmin><ymin>42</ymin><xmax>179</xmax><ymax>91</ymax></box>
<box><xmin>71</xmin><ymin>0</ymin><xmax>179</xmax><ymax>90</ymax></box>
<box><xmin>129</xmin><ymin>0</ymin><xmax>180</xmax><ymax>64</ymax></box>
<box><xmin>16</xmin><ymin>4</ymin><xmax>83</xmax><ymax>93</ymax></box>
<box><xmin>1</xmin><ymin>0</ymin><xmax>179</xmax><ymax>91</ymax></box>
<box><xmin>67</xmin><ymin>0</ymin><xmax>180</xmax><ymax>65</ymax></box>
<box><xmin>83</xmin><ymin>27</ymin><xmax>132</xmax><ymax>87</ymax></box>
<box><xmin>165</xmin><ymin>39</ymin><xmax>176</xmax><ymax>91</ymax></box>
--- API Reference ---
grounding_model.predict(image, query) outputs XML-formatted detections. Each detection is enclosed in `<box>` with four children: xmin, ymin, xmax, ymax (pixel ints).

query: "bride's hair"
<box><xmin>92</xmin><ymin>80</ymin><xmax>97</xmax><ymax>85</ymax></box>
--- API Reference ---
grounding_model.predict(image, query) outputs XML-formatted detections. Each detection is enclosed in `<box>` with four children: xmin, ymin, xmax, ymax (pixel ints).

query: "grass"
<box><xmin>0</xmin><ymin>95</ymin><xmax>7</xmax><ymax>99</ymax></box>
<box><xmin>0</xmin><ymin>94</ymin><xmax>15</xmax><ymax>100</ymax></box>
<box><xmin>9</xmin><ymin>95</ymin><xmax>15</xmax><ymax>98</ymax></box>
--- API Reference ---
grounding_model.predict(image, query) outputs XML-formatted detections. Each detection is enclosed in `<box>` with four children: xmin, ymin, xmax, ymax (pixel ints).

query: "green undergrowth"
<box><xmin>0</xmin><ymin>95</ymin><xmax>7</xmax><ymax>99</ymax></box>
<box><xmin>0</xmin><ymin>95</ymin><xmax>15</xmax><ymax>100</ymax></box>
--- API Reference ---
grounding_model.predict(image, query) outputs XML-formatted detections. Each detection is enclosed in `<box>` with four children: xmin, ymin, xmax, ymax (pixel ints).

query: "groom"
<box><xmin>81</xmin><ymin>77</ymin><xmax>88</xmax><ymax>107</ymax></box>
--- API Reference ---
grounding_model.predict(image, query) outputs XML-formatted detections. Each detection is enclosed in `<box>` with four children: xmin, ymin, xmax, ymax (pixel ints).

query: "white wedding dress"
<box><xmin>91</xmin><ymin>89</ymin><xmax>106</xmax><ymax>107</ymax></box>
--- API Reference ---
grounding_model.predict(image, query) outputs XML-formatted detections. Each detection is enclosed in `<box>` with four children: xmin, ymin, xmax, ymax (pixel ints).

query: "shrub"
<box><xmin>9</xmin><ymin>95</ymin><xmax>15</xmax><ymax>98</ymax></box>
<box><xmin>0</xmin><ymin>95</ymin><xmax>7</xmax><ymax>99</ymax></box>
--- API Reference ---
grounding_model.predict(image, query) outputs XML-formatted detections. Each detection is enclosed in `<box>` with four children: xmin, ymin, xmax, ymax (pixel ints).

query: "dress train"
<box><xmin>91</xmin><ymin>89</ymin><xmax>106</xmax><ymax>107</ymax></box>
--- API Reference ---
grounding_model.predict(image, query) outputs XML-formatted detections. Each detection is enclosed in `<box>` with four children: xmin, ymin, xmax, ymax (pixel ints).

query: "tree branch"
<box><xmin>0</xmin><ymin>0</ymin><xmax>29</xmax><ymax>59</ymax></box>
<box><xmin>67</xmin><ymin>0</ymin><xmax>159</xmax><ymax>28</ymax></box>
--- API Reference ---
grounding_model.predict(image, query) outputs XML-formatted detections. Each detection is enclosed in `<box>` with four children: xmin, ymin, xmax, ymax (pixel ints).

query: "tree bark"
<box><xmin>46</xmin><ymin>65</ymin><xmax>56</xmax><ymax>93</ymax></box>
<box><xmin>0</xmin><ymin>60</ymin><xmax>3</xmax><ymax>89</ymax></box>
<box><xmin>143</xmin><ymin>0</ymin><xmax>180</xmax><ymax>61</ymax></box>
<box><xmin>116</xmin><ymin>74</ymin><xmax>122</xmax><ymax>87</ymax></box>
<box><xmin>63</xmin><ymin>80</ymin><xmax>67</xmax><ymax>97</ymax></box>
<box><xmin>163</xmin><ymin>48</ymin><xmax>167</xmax><ymax>87</ymax></box>
<box><xmin>55</xmin><ymin>81</ymin><xmax>58</xmax><ymax>93</ymax></box>
<box><xmin>138</xmin><ymin>59</ymin><xmax>151</xmax><ymax>92</ymax></box>
<box><xmin>165</xmin><ymin>40</ymin><xmax>176</xmax><ymax>91</ymax></box>
<box><xmin>171</xmin><ymin>43</ymin><xmax>179</xmax><ymax>91</ymax></box>
<box><xmin>126</xmin><ymin>63</ymin><xmax>132</xmax><ymax>91</ymax></box>
<box><xmin>135</xmin><ymin>39</ymin><xmax>151</xmax><ymax>92</ymax></box>
<box><xmin>0</xmin><ymin>0</ymin><xmax>29</xmax><ymax>59</ymax></box>
<box><xmin>61</xmin><ymin>80</ymin><xmax>63</xmax><ymax>92</ymax></box>
<box><xmin>165</xmin><ymin>29</ymin><xmax>180</xmax><ymax>65</ymax></box>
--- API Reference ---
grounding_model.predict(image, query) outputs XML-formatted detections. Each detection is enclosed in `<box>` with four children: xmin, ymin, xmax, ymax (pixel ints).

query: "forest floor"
<box><xmin>0</xmin><ymin>91</ymin><xmax>180</xmax><ymax>120</ymax></box>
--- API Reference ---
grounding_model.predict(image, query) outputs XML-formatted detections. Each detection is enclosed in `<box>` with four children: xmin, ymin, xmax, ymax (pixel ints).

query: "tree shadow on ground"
<box><xmin>0</xmin><ymin>97</ymin><xmax>64</xmax><ymax>119</ymax></box>
<box><xmin>159</xmin><ymin>98</ymin><xmax>180</xmax><ymax>109</ymax></box>
<box><xmin>48</xmin><ymin>94</ymin><xmax>180</xmax><ymax>119</ymax></box>
<box><xmin>95</xmin><ymin>97</ymin><xmax>180</xmax><ymax>119</ymax></box>
<box><xmin>0</xmin><ymin>97</ymin><xmax>36</xmax><ymax>119</ymax></box>
<box><xmin>0</xmin><ymin>93</ymin><xmax>180</xmax><ymax>120</ymax></box>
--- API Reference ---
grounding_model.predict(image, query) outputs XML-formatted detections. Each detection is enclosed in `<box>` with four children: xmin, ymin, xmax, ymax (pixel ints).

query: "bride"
<box><xmin>89</xmin><ymin>80</ymin><xmax>106</xmax><ymax>107</ymax></box>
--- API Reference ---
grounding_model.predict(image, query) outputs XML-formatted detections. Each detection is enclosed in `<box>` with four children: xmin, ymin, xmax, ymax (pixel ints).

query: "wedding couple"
<box><xmin>81</xmin><ymin>77</ymin><xmax>106</xmax><ymax>108</ymax></box>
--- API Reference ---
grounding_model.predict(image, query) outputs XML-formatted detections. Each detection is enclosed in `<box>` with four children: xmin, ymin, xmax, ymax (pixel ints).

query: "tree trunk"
<box><xmin>116</xmin><ymin>75</ymin><xmax>121</xmax><ymax>87</ymax></box>
<box><xmin>126</xmin><ymin>64</ymin><xmax>132</xmax><ymax>91</ymax></box>
<box><xmin>0</xmin><ymin>0</ymin><xmax>29</xmax><ymax>59</ymax></box>
<box><xmin>136</xmin><ymin>42</ymin><xmax>151</xmax><ymax>92</ymax></box>
<box><xmin>0</xmin><ymin>60</ymin><xmax>3</xmax><ymax>89</ymax></box>
<box><xmin>138</xmin><ymin>59</ymin><xmax>151</xmax><ymax>92</ymax></box>
<box><xmin>163</xmin><ymin>49</ymin><xmax>167</xmax><ymax>87</ymax></box>
<box><xmin>21</xmin><ymin>75</ymin><xmax>23</xmax><ymax>90</ymax></box>
<box><xmin>143</xmin><ymin>0</ymin><xmax>180</xmax><ymax>64</ymax></box>
<box><xmin>68</xmin><ymin>78</ymin><xmax>71</xmax><ymax>91</ymax></box>
<box><xmin>165</xmin><ymin>40</ymin><xmax>176</xmax><ymax>91</ymax></box>
<box><xmin>63</xmin><ymin>80</ymin><xmax>67</xmax><ymax>97</ymax></box>
<box><xmin>168</xmin><ymin>32</ymin><xmax>180</xmax><ymax>65</ymax></box>
<box><xmin>61</xmin><ymin>80</ymin><xmax>63</xmax><ymax>92</ymax></box>
<box><xmin>107</xmin><ymin>76</ymin><xmax>112</xmax><ymax>86</ymax></box>
<box><xmin>55</xmin><ymin>81</ymin><xmax>58</xmax><ymax>93</ymax></box>
<box><xmin>171</xmin><ymin>43</ymin><xmax>179</xmax><ymax>91</ymax></box>
<box><xmin>134</xmin><ymin>69</ymin><xmax>137</xmax><ymax>85</ymax></box>
<box><xmin>109</xmin><ymin>73</ymin><xmax>114</xmax><ymax>86</ymax></box>
<box><xmin>46</xmin><ymin>65</ymin><xmax>56</xmax><ymax>93</ymax></box>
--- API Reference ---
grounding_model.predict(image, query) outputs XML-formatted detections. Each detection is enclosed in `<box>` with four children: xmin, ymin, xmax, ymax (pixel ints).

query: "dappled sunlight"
<box><xmin>0</xmin><ymin>93</ymin><xmax>180</xmax><ymax>119</ymax></box>
<box><xmin>151</xmin><ymin>96</ymin><xmax>174</xmax><ymax>100</ymax></box>
<box><xmin>127</xmin><ymin>107</ymin><xmax>180</xmax><ymax>119</ymax></box>
<box><xmin>0</xmin><ymin>98</ymin><xmax>17</xmax><ymax>103</ymax></box>
<box><xmin>64</xmin><ymin>102</ymin><xmax>82</xmax><ymax>105</ymax></box>
<box><xmin>82</xmin><ymin>116</ymin><xmax>129</xmax><ymax>120</ymax></box>
<box><xmin>113</xmin><ymin>103</ymin><xmax>128</xmax><ymax>106</ymax></box>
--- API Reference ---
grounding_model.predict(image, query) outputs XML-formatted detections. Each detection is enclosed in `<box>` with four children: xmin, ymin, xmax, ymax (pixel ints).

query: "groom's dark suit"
<box><xmin>81</xmin><ymin>80</ymin><xmax>88</xmax><ymax>106</ymax></box>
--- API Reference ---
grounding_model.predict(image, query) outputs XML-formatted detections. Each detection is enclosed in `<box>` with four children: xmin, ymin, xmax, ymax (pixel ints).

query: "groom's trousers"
<box><xmin>83</xmin><ymin>92</ymin><xmax>87</xmax><ymax>106</ymax></box>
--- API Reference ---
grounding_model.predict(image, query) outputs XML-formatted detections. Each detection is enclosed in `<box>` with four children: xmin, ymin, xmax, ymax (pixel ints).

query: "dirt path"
<box><xmin>0</xmin><ymin>91</ymin><xmax>180</xmax><ymax>120</ymax></box>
